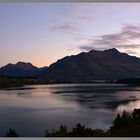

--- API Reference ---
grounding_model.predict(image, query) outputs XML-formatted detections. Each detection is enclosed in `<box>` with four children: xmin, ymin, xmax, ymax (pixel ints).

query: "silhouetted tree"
<box><xmin>45</xmin><ymin>125</ymin><xmax>69</xmax><ymax>137</ymax></box>
<box><xmin>132</xmin><ymin>109</ymin><xmax>140</xmax><ymax>122</ymax></box>
<box><xmin>112</xmin><ymin>113</ymin><xmax>121</xmax><ymax>129</ymax></box>
<box><xmin>5</xmin><ymin>128</ymin><xmax>19</xmax><ymax>137</ymax></box>
<box><xmin>92</xmin><ymin>129</ymin><xmax>105</xmax><ymax>137</ymax></box>
<box><xmin>56</xmin><ymin>125</ymin><xmax>68</xmax><ymax>137</ymax></box>
<box><xmin>109</xmin><ymin>109</ymin><xmax>140</xmax><ymax>136</ymax></box>
<box><xmin>44</xmin><ymin>109</ymin><xmax>140</xmax><ymax>137</ymax></box>
<box><xmin>70</xmin><ymin>123</ymin><xmax>93</xmax><ymax>137</ymax></box>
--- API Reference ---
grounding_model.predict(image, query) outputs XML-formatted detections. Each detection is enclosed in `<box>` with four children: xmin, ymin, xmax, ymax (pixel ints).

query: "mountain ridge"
<box><xmin>1</xmin><ymin>48</ymin><xmax>140</xmax><ymax>81</ymax></box>
<box><xmin>0</xmin><ymin>61</ymin><xmax>48</xmax><ymax>77</ymax></box>
<box><xmin>41</xmin><ymin>48</ymin><xmax>140</xmax><ymax>81</ymax></box>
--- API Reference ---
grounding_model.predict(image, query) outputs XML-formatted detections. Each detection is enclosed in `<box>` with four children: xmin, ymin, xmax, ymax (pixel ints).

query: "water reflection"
<box><xmin>0</xmin><ymin>84</ymin><xmax>140</xmax><ymax>136</ymax></box>
<box><xmin>49</xmin><ymin>84</ymin><xmax>140</xmax><ymax>110</ymax></box>
<box><xmin>117</xmin><ymin>100</ymin><xmax>140</xmax><ymax>112</ymax></box>
<box><xmin>16</xmin><ymin>92</ymin><xmax>32</xmax><ymax>96</ymax></box>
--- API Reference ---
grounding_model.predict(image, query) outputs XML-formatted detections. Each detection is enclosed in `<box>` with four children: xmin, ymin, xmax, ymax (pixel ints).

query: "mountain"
<box><xmin>41</xmin><ymin>48</ymin><xmax>140</xmax><ymax>81</ymax></box>
<box><xmin>0</xmin><ymin>62</ymin><xmax>48</xmax><ymax>77</ymax></box>
<box><xmin>39</xmin><ymin>66</ymin><xmax>48</xmax><ymax>72</ymax></box>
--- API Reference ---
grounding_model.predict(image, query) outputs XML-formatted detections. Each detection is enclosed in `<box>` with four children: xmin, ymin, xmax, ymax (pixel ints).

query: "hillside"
<box><xmin>41</xmin><ymin>48</ymin><xmax>140</xmax><ymax>81</ymax></box>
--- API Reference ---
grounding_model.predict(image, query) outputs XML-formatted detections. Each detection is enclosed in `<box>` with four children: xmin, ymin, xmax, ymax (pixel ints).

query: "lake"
<box><xmin>0</xmin><ymin>83</ymin><xmax>140</xmax><ymax>136</ymax></box>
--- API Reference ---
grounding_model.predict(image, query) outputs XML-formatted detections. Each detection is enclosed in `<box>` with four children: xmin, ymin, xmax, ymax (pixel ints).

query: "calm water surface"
<box><xmin>0</xmin><ymin>83</ymin><xmax>140</xmax><ymax>136</ymax></box>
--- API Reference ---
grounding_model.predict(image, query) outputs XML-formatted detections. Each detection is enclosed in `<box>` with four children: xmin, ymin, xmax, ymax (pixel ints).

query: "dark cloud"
<box><xmin>79</xmin><ymin>45</ymin><xmax>106</xmax><ymax>51</ymax></box>
<box><xmin>122</xmin><ymin>25</ymin><xmax>140</xmax><ymax>32</ymax></box>
<box><xmin>79</xmin><ymin>44</ymin><xmax>140</xmax><ymax>52</ymax></box>
<box><xmin>78</xmin><ymin>24</ymin><xmax>140</xmax><ymax>53</ymax></box>
<box><xmin>115</xmin><ymin>44</ymin><xmax>140</xmax><ymax>49</ymax></box>
<box><xmin>79</xmin><ymin>46</ymin><xmax>95</xmax><ymax>51</ymax></box>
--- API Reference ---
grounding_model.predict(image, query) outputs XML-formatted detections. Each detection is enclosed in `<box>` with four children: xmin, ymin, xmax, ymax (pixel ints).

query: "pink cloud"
<box><xmin>78</xmin><ymin>24</ymin><xmax>140</xmax><ymax>52</ymax></box>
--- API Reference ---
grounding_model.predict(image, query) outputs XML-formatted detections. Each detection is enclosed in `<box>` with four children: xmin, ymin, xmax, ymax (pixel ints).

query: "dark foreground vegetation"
<box><xmin>3</xmin><ymin>109</ymin><xmax>140</xmax><ymax>137</ymax></box>
<box><xmin>114</xmin><ymin>78</ymin><xmax>140</xmax><ymax>85</ymax></box>
<box><xmin>1</xmin><ymin>75</ymin><xmax>140</xmax><ymax>89</ymax></box>
<box><xmin>0</xmin><ymin>76</ymin><xmax>109</xmax><ymax>88</ymax></box>
<box><xmin>0</xmin><ymin>76</ymin><xmax>46</xmax><ymax>88</ymax></box>
<box><xmin>0</xmin><ymin>76</ymin><xmax>106</xmax><ymax>88</ymax></box>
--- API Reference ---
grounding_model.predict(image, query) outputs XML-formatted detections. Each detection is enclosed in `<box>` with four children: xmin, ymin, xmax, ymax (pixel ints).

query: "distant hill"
<box><xmin>0</xmin><ymin>62</ymin><xmax>48</xmax><ymax>77</ymax></box>
<box><xmin>41</xmin><ymin>48</ymin><xmax>140</xmax><ymax>81</ymax></box>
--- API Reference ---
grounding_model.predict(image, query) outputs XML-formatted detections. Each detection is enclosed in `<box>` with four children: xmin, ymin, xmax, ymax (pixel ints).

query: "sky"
<box><xmin>1</xmin><ymin>3</ymin><xmax>140</xmax><ymax>67</ymax></box>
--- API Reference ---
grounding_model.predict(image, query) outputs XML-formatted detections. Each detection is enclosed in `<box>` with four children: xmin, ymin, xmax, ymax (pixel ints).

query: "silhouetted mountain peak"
<box><xmin>16</xmin><ymin>61</ymin><xmax>34</xmax><ymax>67</ymax></box>
<box><xmin>104</xmin><ymin>48</ymin><xmax>119</xmax><ymax>53</ymax></box>
<box><xmin>88</xmin><ymin>48</ymin><xmax>119</xmax><ymax>55</ymax></box>
<box><xmin>43</xmin><ymin>48</ymin><xmax>140</xmax><ymax>81</ymax></box>
<box><xmin>0</xmin><ymin>62</ymin><xmax>48</xmax><ymax>77</ymax></box>
<box><xmin>89</xmin><ymin>49</ymin><xmax>100</xmax><ymax>53</ymax></box>
<box><xmin>5</xmin><ymin>63</ymin><xmax>13</xmax><ymax>67</ymax></box>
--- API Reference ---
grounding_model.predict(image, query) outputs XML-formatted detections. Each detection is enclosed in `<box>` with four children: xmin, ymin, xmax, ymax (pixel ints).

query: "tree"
<box><xmin>132</xmin><ymin>109</ymin><xmax>140</xmax><ymax>121</ymax></box>
<box><xmin>56</xmin><ymin>125</ymin><xmax>68</xmax><ymax>137</ymax></box>
<box><xmin>70</xmin><ymin>123</ymin><xmax>93</xmax><ymax>137</ymax></box>
<box><xmin>45</xmin><ymin>125</ymin><xmax>68</xmax><ymax>137</ymax></box>
<box><xmin>5</xmin><ymin>128</ymin><xmax>19</xmax><ymax>137</ymax></box>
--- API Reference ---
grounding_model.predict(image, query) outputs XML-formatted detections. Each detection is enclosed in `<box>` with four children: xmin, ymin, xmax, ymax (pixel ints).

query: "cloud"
<box><xmin>50</xmin><ymin>23</ymin><xmax>81</xmax><ymax>33</ymax></box>
<box><xmin>78</xmin><ymin>24</ymin><xmax>140</xmax><ymax>53</ymax></box>
<box><xmin>125</xmin><ymin>50</ymin><xmax>138</xmax><ymax>55</ymax></box>
<box><xmin>78</xmin><ymin>14</ymin><xmax>95</xmax><ymax>21</ymax></box>
<box><xmin>51</xmin><ymin>3</ymin><xmax>101</xmax><ymax>24</ymax></box>
<box><xmin>49</xmin><ymin>3</ymin><xmax>102</xmax><ymax>36</ymax></box>
<box><xmin>79</xmin><ymin>45</ymin><xmax>106</xmax><ymax>51</ymax></box>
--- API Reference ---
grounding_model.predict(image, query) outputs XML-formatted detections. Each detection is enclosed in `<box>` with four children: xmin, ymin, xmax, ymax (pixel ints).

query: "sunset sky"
<box><xmin>1</xmin><ymin>3</ymin><xmax>140</xmax><ymax>67</ymax></box>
